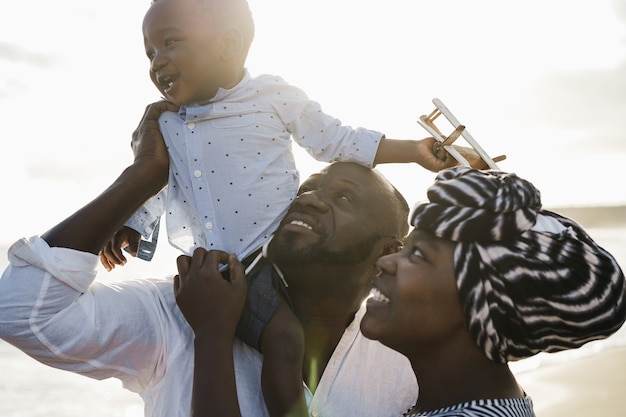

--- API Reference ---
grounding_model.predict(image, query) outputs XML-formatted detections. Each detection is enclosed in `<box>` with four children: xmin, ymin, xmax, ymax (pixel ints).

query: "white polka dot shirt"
<box><xmin>125</xmin><ymin>70</ymin><xmax>382</xmax><ymax>260</ymax></box>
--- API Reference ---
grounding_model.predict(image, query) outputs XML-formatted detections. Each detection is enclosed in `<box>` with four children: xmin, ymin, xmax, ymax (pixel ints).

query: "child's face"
<box><xmin>142</xmin><ymin>0</ymin><xmax>238</xmax><ymax>106</ymax></box>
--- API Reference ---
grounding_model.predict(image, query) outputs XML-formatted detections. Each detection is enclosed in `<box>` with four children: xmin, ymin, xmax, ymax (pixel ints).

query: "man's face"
<box><xmin>269</xmin><ymin>163</ymin><xmax>395</xmax><ymax>266</ymax></box>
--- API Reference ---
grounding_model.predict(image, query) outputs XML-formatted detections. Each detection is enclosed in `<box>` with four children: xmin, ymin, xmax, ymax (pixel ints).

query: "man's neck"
<box><xmin>295</xmin><ymin>298</ymin><xmax>359</xmax><ymax>393</ymax></box>
<box><xmin>282</xmin><ymin>264</ymin><xmax>371</xmax><ymax>391</ymax></box>
<box><xmin>300</xmin><ymin>316</ymin><xmax>354</xmax><ymax>393</ymax></box>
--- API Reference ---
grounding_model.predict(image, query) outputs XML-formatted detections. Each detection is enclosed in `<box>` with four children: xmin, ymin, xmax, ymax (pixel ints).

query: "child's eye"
<box><xmin>165</xmin><ymin>38</ymin><xmax>179</xmax><ymax>47</ymax></box>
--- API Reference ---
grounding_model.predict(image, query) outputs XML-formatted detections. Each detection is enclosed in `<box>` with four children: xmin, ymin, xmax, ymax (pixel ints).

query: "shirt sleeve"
<box><xmin>0</xmin><ymin>236</ymin><xmax>175</xmax><ymax>393</ymax></box>
<box><xmin>266</xmin><ymin>75</ymin><xmax>383</xmax><ymax>168</ymax></box>
<box><xmin>124</xmin><ymin>187</ymin><xmax>168</xmax><ymax>261</ymax></box>
<box><xmin>124</xmin><ymin>187</ymin><xmax>167</xmax><ymax>238</ymax></box>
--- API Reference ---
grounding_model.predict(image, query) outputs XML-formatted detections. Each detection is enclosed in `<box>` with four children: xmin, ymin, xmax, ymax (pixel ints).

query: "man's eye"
<box><xmin>336</xmin><ymin>192</ymin><xmax>353</xmax><ymax>202</ymax></box>
<box><xmin>411</xmin><ymin>246</ymin><xmax>424</xmax><ymax>259</ymax></box>
<box><xmin>297</xmin><ymin>186</ymin><xmax>313</xmax><ymax>195</ymax></box>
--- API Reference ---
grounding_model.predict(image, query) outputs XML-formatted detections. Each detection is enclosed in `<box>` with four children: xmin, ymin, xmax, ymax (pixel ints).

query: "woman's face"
<box><xmin>360</xmin><ymin>229</ymin><xmax>466</xmax><ymax>352</ymax></box>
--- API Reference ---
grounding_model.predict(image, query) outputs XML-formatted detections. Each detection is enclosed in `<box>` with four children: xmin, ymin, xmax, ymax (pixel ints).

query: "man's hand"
<box><xmin>178</xmin><ymin>250</ymin><xmax>247</xmax><ymax>417</ymax></box>
<box><xmin>99</xmin><ymin>227</ymin><xmax>142</xmax><ymax>271</ymax></box>
<box><xmin>132</xmin><ymin>100</ymin><xmax>178</xmax><ymax>172</ymax></box>
<box><xmin>41</xmin><ymin>100</ymin><xmax>178</xmax><ymax>254</ymax></box>
<box><xmin>97</xmin><ymin>100</ymin><xmax>178</xmax><ymax>268</ymax></box>
<box><xmin>174</xmin><ymin>249</ymin><xmax>247</xmax><ymax>338</ymax></box>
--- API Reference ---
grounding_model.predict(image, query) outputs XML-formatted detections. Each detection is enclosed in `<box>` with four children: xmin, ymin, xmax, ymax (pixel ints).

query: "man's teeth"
<box><xmin>370</xmin><ymin>288</ymin><xmax>390</xmax><ymax>303</ymax></box>
<box><xmin>290</xmin><ymin>220</ymin><xmax>312</xmax><ymax>230</ymax></box>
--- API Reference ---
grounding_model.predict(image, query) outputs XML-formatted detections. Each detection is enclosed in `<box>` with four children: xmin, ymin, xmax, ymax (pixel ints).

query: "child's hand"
<box><xmin>446</xmin><ymin>143</ymin><xmax>506</xmax><ymax>170</ymax></box>
<box><xmin>99</xmin><ymin>227</ymin><xmax>142</xmax><ymax>271</ymax></box>
<box><xmin>174</xmin><ymin>249</ymin><xmax>247</xmax><ymax>338</ymax></box>
<box><xmin>426</xmin><ymin>138</ymin><xmax>506</xmax><ymax>170</ymax></box>
<box><xmin>415</xmin><ymin>137</ymin><xmax>459</xmax><ymax>171</ymax></box>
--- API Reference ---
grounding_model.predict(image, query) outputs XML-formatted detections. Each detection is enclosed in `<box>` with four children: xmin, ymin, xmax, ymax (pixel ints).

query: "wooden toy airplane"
<box><xmin>417</xmin><ymin>98</ymin><xmax>505</xmax><ymax>170</ymax></box>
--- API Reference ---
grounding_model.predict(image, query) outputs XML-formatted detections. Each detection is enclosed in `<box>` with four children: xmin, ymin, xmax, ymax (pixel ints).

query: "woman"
<box><xmin>360</xmin><ymin>166</ymin><xmax>626</xmax><ymax>416</ymax></box>
<box><xmin>176</xmin><ymin>166</ymin><xmax>626</xmax><ymax>417</ymax></box>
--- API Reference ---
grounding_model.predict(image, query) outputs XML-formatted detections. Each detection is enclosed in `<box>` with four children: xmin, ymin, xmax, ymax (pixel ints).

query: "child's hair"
<box><xmin>150</xmin><ymin>0</ymin><xmax>255</xmax><ymax>54</ymax></box>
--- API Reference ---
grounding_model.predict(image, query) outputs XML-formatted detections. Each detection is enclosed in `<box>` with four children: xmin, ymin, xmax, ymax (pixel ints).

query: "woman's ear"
<box><xmin>221</xmin><ymin>28</ymin><xmax>243</xmax><ymax>60</ymax></box>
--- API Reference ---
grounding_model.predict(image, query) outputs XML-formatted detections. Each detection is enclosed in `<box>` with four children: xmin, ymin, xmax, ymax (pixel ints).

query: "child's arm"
<box><xmin>373</xmin><ymin>136</ymin><xmax>496</xmax><ymax>171</ymax></box>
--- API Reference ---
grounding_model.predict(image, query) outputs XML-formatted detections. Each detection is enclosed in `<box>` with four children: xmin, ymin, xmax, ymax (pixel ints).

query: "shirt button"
<box><xmin>205</xmin><ymin>222</ymin><xmax>213</xmax><ymax>230</ymax></box>
<box><xmin>194</xmin><ymin>170</ymin><xmax>202</xmax><ymax>178</ymax></box>
<box><xmin>187</xmin><ymin>122</ymin><xmax>195</xmax><ymax>130</ymax></box>
<box><xmin>311</xmin><ymin>411</ymin><xmax>319</xmax><ymax>417</ymax></box>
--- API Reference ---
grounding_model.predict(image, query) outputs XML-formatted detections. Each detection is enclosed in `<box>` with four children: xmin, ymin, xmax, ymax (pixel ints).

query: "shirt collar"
<box><xmin>178</xmin><ymin>69</ymin><xmax>251</xmax><ymax>121</ymax></box>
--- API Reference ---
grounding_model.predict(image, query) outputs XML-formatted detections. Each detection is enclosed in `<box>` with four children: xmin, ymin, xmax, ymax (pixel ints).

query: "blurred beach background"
<box><xmin>1</xmin><ymin>0</ymin><xmax>626</xmax><ymax>416</ymax></box>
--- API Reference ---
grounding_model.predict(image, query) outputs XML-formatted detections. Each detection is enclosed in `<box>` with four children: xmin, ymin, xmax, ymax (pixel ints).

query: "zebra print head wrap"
<box><xmin>410</xmin><ymin>166</ymin><xmax>626</xmax><ymax>363</ymax></box>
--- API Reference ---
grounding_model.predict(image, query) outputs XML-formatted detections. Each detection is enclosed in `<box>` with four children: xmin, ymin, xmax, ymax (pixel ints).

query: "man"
<box><xmin>175</xmin><ymin>161</ymin><xmax>417</xmax><ymax>417</ymax></box>
<box><xmin>0</xmin><ymin>101</ymin><xmax>461</xmax><ymax>417</ymax></box>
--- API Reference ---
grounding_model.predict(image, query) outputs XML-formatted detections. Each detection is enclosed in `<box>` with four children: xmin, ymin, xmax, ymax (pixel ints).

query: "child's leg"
<box><xmin>259</xmin><ymin>296</ymin><xmax>307</xmax><ymax>417</ymax></box>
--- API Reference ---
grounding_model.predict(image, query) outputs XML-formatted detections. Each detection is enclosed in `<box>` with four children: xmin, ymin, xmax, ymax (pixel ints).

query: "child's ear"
<box><xmin>221</xmin><ymin>28</ymin><xmax>243</xmax><ymax>60</ymax></box>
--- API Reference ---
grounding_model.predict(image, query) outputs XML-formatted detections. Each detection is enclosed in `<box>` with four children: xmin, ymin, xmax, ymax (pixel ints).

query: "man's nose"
<box><xmin>293</xmin><ymin>191</ymin><xmax>330</xmax><ymax>212</ymax></box>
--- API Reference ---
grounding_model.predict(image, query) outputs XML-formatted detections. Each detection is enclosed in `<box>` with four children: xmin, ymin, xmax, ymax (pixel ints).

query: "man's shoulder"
<box><xmin>111</xmin><ymin>275</ymin><xmax>177</xmax><ymax>308</ymax></box>
<box><xmin>125</xmin><ymin>276</ymin><xmax>176</xmax><ymax>297</ymax></box>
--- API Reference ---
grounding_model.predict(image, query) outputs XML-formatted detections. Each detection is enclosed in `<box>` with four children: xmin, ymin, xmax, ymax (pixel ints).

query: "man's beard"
<box><xmin>268</xmin><ymin>231</ymin><xmax>382</xmax><ymax>266</ymax></box>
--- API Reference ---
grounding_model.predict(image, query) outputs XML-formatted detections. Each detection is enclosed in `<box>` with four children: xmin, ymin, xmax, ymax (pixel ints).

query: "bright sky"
<box><xmin>1</xmin><ymin>0</ymin><xmax>625</xmax><ymax>245</ymax></box>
